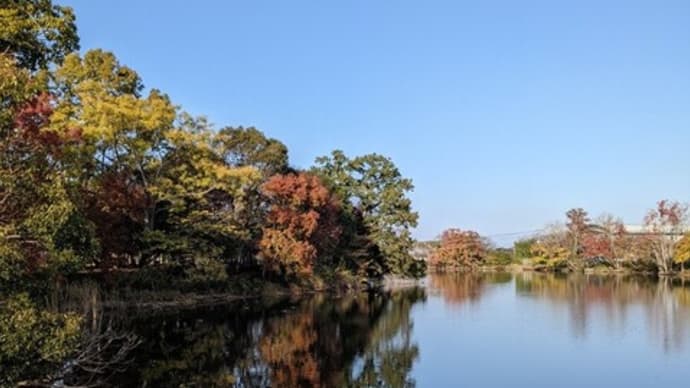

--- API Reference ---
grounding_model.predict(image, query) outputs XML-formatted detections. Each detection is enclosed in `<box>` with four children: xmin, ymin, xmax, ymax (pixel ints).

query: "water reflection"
<box><xmin>53</xmin><ymin>274</ymin><xmax>690</xmax><ymax>386</ymax></box>
<box><xmin>430</xmin><ymin>272</ymin><xmax>690</xmax><ymax>353</ymax></box>
<box><xmin>428</xmin><ymin>272</ymin><xmax>511</xmax><ymax>306</ymax></box>
<box><xmin>104</xmin><ymin>288</ymin><xmax>426</xmax><ymax>387</ymax></box>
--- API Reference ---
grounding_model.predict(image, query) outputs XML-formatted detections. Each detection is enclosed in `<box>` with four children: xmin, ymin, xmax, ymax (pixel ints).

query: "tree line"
<box><xmin>429</xmin><ymin>201</ymin><xmax>690</xmax><ymax>275</ymax></box>
<box><xmin>0</xmin><ymin>0</ymin><xmax>424</xmax><ymax>298</ymax></box>
<box><xmin>1</xmin><ymin>1</ymin><xmax>423</xmax><ymax>385</ymax></box>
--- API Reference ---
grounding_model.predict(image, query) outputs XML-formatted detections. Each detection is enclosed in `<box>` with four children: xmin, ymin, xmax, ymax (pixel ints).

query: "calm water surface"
<box><xmin>107</xmin><ymin>273</ymin><xmax>690</xmax><ymax>387</ymax></box>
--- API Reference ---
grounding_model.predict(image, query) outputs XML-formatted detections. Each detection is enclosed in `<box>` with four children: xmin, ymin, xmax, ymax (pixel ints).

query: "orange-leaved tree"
<box><xmin>429</xmin><ymin>229</ymin><xmax>486</xmax><ymax>270</ymax></box>
<box><xmin>259</xmin><ymin>172</ymin><xmax>342</xmax><ymax>278</ymax></box>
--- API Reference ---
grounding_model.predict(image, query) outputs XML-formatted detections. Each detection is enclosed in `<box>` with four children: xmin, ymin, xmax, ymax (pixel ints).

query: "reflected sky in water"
<box><xmin>96</xmin><ymin>273</ymin><xmax>690</xmax><ymax>387</ymax></box>
<box><xmin>413</xmin><ymin>273</ymin><xmax>690</xmax><ymax>387</ymax></box>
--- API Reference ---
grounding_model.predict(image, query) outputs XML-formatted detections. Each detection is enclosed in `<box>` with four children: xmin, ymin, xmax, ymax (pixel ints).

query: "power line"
<box><xmin>484</xmin><ymin>229</ymin><xmax>545</xmax><ymax>238</ymax></box>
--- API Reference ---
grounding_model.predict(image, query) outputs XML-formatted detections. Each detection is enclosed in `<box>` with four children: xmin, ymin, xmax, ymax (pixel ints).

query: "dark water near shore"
<box><xmin>102</xmin><ymin>273</ymin><xmax>690</xmax><ymax>387</ymax></box>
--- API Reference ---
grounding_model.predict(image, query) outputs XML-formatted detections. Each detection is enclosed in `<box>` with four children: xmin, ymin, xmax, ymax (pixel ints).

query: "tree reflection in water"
<box><xmin>52</xmin><ymin>274</ymin><xmax>690</xmax><ymax>385</ymax></box>
<box><xmin>429</xmin><ymin>272</ymin><xmax>690</xmax><ymax>354</ymax></box>
<box><xmin>108</xmin><ymin>288</ymin><xmax>426</xmax><ymax>387</ymax></box>
<box><xmin>516</xmin><ymin>273</ymin><xmax>690</xmax><ymax>352</ymax></box>
<box><xmin>429</xmin><ymin>272</ymin><xmax>512</xmax><ymax>306</ymax></box>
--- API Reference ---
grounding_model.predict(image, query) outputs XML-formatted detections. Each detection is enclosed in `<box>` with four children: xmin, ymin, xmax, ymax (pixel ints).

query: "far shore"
<box><xmin>428</xmin><ymin>263</ymin><xmax>690</xmax><ymax>279</ymax></box>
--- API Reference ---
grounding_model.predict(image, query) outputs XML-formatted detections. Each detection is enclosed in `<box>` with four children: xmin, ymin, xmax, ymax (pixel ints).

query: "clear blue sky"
<box><xmin>63</xmin><ymin>0</ymin><xmax>690</xmax><ymax>244</ymax></box>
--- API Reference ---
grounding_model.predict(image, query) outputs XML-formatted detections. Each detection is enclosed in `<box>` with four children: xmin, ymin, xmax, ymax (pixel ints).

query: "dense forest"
<box><xmin>0</xmin><ymin>0</ymin><xmax>423</xmax><ymax>290</ymax></box>
<box><xmin>0</xmin><ymin>1</ymin><xmax>423</xmax><ymax>385</ymax></box>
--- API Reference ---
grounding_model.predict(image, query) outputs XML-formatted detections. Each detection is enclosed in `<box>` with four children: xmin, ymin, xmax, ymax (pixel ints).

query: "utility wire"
<box><xmin>484</xmin><ymin>229</ymin><xmax>545</xmax><ymax>238</ymax></box>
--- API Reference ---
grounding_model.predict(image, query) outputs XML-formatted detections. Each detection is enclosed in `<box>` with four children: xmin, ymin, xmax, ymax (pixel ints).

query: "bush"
<box><xmin>486</xmin><ymin>249</ymin><xmax>513</xmax><ymax>266</ymax></box>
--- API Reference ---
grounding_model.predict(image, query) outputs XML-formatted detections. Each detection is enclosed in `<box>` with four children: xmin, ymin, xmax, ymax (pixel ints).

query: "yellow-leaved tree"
<box><xmin>675</xmin><ymin>233</ymin><xmax>690</xmax><ymax>273</ymax></box>
<box><xmin>48</xmin><ymin>50</ymin><xmax>177</xmax><ymax>264</ymax></box>
<box><xmin>144</xmin><ymin>114</ymin><xmax>262</xmax><ymax>268</ymax></box>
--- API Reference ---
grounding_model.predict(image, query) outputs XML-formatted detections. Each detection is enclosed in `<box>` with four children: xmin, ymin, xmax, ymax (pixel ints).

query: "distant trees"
<box><xmin>529</xmin><ymin>224</ymin><xmax>570</xmax><ymax>269</ymax></box>
<box><xmin>513</xmin><ymin>238</ymin><xmax>536</xmax><ymax>261</ymax></box>
<box><xmin>644</xmin><ymin>200</ymin><xmax>688</xmax><ymax>274</ymax></box>
<box><xmin>443</xmin><ymin>202</ymin><xmax>689</xmax><ymax>275</ymax></box>
<box><xmin>429</xmin><ymin>229</ymin><xmax>487</xmax><ymax>270</ymax></box>
<box><xmin>512</xmin><ymin>205</ymin><xmax>684</xmax><ymax>273</ymax></box>
<box><xmin>581</xmin><ymin>233</ymin><xmax>613</xmax><ymax>261</ymax></box>
<box><xmin>590</xmin><ymin>214</ymin><xmax>626</xmax><ymax>261</ymax></box>
<box><xmin>565</xmin><ymin>208</ymin><xmax>590</xmax><ymax>261</ymax></box>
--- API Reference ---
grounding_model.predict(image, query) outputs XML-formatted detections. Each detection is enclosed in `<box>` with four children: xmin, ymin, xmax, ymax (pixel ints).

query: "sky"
<box><xmin>62</xmin><ymin>0</ymin><xmax>690</xmax><ymax>245</ymax></box>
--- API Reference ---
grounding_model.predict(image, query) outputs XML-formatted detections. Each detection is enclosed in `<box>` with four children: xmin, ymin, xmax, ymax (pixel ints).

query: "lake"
<box><xmin>104</xmin><ymin>273</ymin><xmax>690</xmax><ymax>387</ymax></box>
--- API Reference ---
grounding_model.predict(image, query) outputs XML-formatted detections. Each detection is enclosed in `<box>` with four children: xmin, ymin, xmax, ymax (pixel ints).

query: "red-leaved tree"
<box><xmin>582</xmin><ymin>233</ymin><xmax>613</xmax><ymax>260</ymax></box>
<box><xmin>582</xmin><ymin>214</ymin><xmax>626</xmax><ymax>268</ymax></box>
<box><xmin>259</xmin><ymin>172</ymin><xmax>341</xmax><ymax>278</ymax></box>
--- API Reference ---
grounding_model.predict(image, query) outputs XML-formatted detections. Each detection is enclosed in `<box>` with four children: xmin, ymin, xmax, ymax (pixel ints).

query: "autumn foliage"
<box><xmin>83</xmin><ymin>171</ymin><xmax>148</xmax><ymax>265</ymax></box>
<box><xmin>675</xmin><ymin>234</ymin><xmax>690</xmax><ymax>269</ymax></box>
<box><xmin>2</xmin><ymin>41</ymin><xmax>420</xmax><ymax>283</ymax></box>
<box><xmin>259</xmin><ymin>312</ymin><xmax>321</xmax><ymax>387</ymax></box>
<box><xmin>644</xmin><ymin>200</ymin><xmax>689</xmax><ymax>273</ymax></box>
<box><xmin>259</xmin><ymin>173</ymin><xmax>342</xmax><ymax>277</ymax></box>
<box><xmin>507</xmin><ymin>203</ymin><xmax>688</xmax><ymax>272</ymax></box>
<box><xmin>0</xmin><ymin>2</ymin><xmax>428</xmax><ymax>385</ymax></box>
<box><xmin>582</xmin><ymin>233</ymin><xmax>613</xmax><ymax>259</ymax></box>
<box><xmin>429</xmin><ymin>229</ymin><xmax>486</xmax><ymax>270</ymax></box>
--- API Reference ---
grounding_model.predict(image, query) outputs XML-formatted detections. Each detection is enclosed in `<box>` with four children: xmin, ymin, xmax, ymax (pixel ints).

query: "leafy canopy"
<box><xmin>0</xmin><ymin>0</ymin><xmax>79</xmax><ymax>70</ymax></box>
<box><xmin>314</xmin><ymin>150</ymin><xmax>422</xmax><ymax>277</ymax></box>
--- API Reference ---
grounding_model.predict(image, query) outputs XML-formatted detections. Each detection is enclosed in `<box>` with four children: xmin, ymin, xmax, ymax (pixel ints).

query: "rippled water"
<box><xmin>105</xmin><ymin>273</ymin><xmax>690</xmax><ymax>387</ymax></box>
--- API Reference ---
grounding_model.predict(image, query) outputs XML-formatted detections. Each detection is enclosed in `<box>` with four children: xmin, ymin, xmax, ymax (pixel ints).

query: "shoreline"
<box><xmin>428</xmin><ymin>263</ymin><xmax>690</xmax><ymax>279</ymax></box>
<box><xmin>97</xmin><ymin>266</ymin><xmax>690</xmax><ymax>312</ymax></box>
<box><xmin>59</xmin><ymin>274</ymin><xmax>384</xmax><ymax>313</ymax></box>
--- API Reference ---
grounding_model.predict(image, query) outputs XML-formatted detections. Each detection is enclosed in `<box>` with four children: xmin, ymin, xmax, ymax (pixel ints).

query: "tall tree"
<box><xmin>213</xmin><ymin>126</ymin><xmax>289</xmax><ymax>264</ymax></box>
<box><xmin>0</xmin><ymin>55</ymin><xmax>91</xmax><ymax>284</ymax></box>
<box><xmin>48</xmin><ymin>50</ymin><xmax>176</xmax><ymax>264</ymax></box>
<box><xmin>313</xmin><ymin>150</ymin><xmax>422</xmax><ymax>278</ymax></box>
<box><xmin>0</xmin><ymin>0</ymin><xmax>79</xmax><ymax>71</ymax></box>
<box><xmin>144</xmin><ymin>119</ymin><xmax>262</xmax><ymax>265</ymax></box>
<box><xmin>214</xmin><ymin>126</ymin><xmax>288</xmax><ymax>177</ymax></box>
